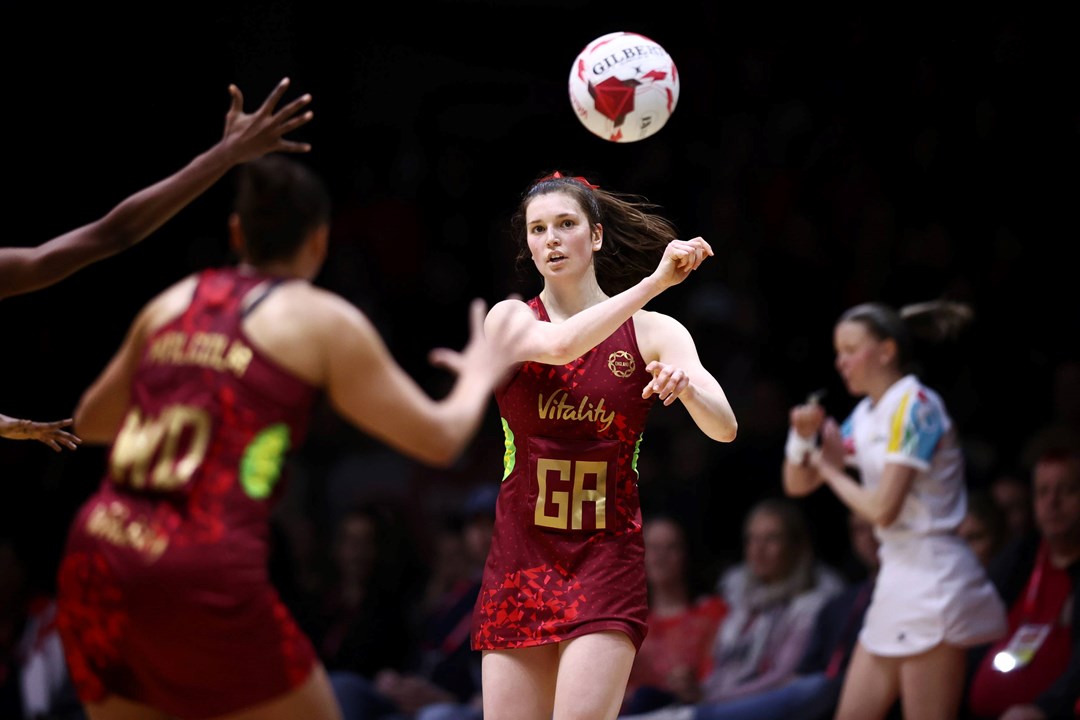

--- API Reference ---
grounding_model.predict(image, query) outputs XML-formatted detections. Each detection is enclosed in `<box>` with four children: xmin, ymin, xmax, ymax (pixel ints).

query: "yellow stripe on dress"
<box><xmin>887</xmin><ymin>391</ymin><xmax>911</xmax><ymax>453</ymax></box>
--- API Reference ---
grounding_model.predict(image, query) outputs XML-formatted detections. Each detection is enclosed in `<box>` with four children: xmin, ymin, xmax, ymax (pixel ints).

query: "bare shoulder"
<box><xmin>633</xmin><ymin>309</ymin><xmax>692</xmax><ymax>358</ymax></box>
<box><xmin>485</xmin><ymin>295</ymin><xmax>532</xmax><ymax>328</ymax></box>
<box><xmin>632</xmin><ymin>308</ymin><xmax>686</xmax><ymax>336</ymax></box>
<box><xmin>275</xmin><ymin>281</ymin><xmax>377</xmax><ymax>334</ymax></box>
<box><xmin>139</xmin><ymin>274</ymin><xmax>200</xmax><ymax>332</ymax></box>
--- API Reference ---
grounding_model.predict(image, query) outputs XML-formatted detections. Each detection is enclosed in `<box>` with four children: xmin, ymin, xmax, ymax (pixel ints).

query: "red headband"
<box><xmin>540</xmin><ymin>171</ymin><xmax>599</xmax><ymax>190</ymax></box>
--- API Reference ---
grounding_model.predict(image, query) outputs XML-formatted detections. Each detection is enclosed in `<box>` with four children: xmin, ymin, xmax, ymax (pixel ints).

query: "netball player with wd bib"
<box><xmin>471</xmin><ymin>172</ymin><xmax>738</xmax><ymax>720</ymax></box>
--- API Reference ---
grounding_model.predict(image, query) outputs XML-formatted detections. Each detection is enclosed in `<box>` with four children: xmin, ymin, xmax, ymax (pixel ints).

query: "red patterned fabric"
<box><xmin>472</xmin><ymin>296</ymin><xmax>656</xmax><ymax>651</ymax></box>
<box><xmin>56</xmin><ymin>268</ymin><xmax>318</xmax><ymax>718</ymax></box>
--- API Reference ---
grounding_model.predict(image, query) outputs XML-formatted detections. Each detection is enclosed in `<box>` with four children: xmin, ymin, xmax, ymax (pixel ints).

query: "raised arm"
<box><xmin>323</xmin><ymin>294</ymin><xmax>518</xmax><ymax>468</ymax></box>
<box><xmin>0</xmin><ymin>77</ymin><xmax>313</xmax><ymax>300</ymax></box>
<box><xmin>809</xmin><ymin>417</ymin><xmax>914</xmax><ymax>526</ymax></box>
<box><xmin>489</xmin><ymin>236</ymin><xmax>713</xmax><ymax>367</ymax></box>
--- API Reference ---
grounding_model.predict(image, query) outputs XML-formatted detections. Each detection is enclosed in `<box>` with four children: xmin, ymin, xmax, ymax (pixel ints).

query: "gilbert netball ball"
<box><xmin>568</xmin><ymin>31</ymin><xmax>680</xmax><ymax>143</ymax></box>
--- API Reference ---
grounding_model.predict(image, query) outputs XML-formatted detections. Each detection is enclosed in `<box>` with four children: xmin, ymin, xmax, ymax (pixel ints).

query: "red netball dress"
<box><xmin>56</xmin><ymin>268</ymin><xmax>319</xmax><ymax>719</ymax></box>
<box><xmin>472</xmin><ymin>296</ymin><xmax>657</xmax><ymax>651</ymax></box>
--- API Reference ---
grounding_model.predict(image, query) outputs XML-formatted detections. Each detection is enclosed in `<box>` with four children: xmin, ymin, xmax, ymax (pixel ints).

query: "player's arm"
<box><xmin>812</xmin><ymin>417</ymin><xmax>914</xmax><ymax>526</ymax></box>
<box><xmin>73</xmin><ymin>277</ymin><xmax>196</xmax><ymax>443</ymax></box>
<box><xmin>322</xmin><ymin>295</ymin><xmax>504</xmax><ymax>468</ymax></box>
<box><xmin>496</xmin><ymin>237</ymin><xmax>713</xmax><ymax>366</ymax></box>
<box><xmin>637</xmin><ymin>312</ymin><xmax>736</xmax><ymax>442</ymax></box>
<box><xmin>0</xmin><ymin>77</ymin><xmax>313</xmax><ymax>300</ymax></box>
<box><xmin>783</xmin><ymin>400</ymin><xmax>827</xmax><ymax>496</ymax></box>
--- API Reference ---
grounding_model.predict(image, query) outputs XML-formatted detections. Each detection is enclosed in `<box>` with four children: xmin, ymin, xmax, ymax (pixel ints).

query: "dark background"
<box><xmin>2</xmin><ymin>3</ymin><xmax>1077</xmax><ymax>592</ymax></box>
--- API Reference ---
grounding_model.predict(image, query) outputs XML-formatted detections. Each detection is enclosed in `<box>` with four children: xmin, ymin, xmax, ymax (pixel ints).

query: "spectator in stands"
<box><xmin>621</xmin><ymin>514</ymin><xmax>727</xmax><ymax>714</ymax></box>
<box><xmin>621</xmin><ymin>498</ymin><xmax>844</xmax><ymax>719</ymax></box>
<box><xmin>966</xmin><ymin>443</ymin><xmax>1080</xmax><ymax>720</ymax></box>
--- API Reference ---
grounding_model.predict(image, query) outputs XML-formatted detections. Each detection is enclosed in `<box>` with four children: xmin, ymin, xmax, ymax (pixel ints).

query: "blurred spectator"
<box><xmin>966</xmin><ymin>444</ymin><xmax>1080</xmax><ymax>719</ymax></box>
<box><xmin>960</xmin><ymin>490</ymin><xmax>1009</xmax><ymax>569</ymax></box>
<box><xmin>991</xmin><ymin>471</ymin><xmax>1035</xmax><ymax>545</ymax></box>
<box><xmin>622</xmin><ymin>512</ymin><xmax>887</xmax><ymax>720</ymax></box>
<box><xmin>333</xmin><ymin>484</ymin><xmax>497</xmax><ymax>720</ymax></box>
<box><xmin>311</xmin><ymin>503</ymin><xmax>422</xmax><ymax>682</ymax></box>
<box><xmin>621</xmin><ymin>498</ymin><xmax>844</xmax><ymax>719</ymax></box>
<box><xmin>0</xmin><ymin>537</ymin><xmax>84</xmax><ymax>720</ymax></box>
<box><xmin>621</xmin><ymin>515</ymin><xmax>728</xmax><ymax>714</ymax></box>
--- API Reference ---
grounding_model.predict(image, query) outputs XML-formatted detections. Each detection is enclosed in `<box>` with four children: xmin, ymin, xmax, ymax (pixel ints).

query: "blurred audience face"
<box><xmin>336</xmin><ymin>511</ymin><xmax>378</xmax><ymax>581</ymax></box>
<box><xmin>991</xmin><ymin>474</ymin><xmax>1033</xmax><ymax>541</ymax></box>
<box><xmin>744</xmin><ymin>509</ymin><xmax>792</xmax><ymax>583</ymax></box>
<box><xmin>959</xmin><ymin>511</ymin><xmax>998</xmax><ymax>568</ymax></box>
<box><xmin>644</xmin><ymin>517</ymin><xmax>688</xmax><ymax>589</ymax></box>
<box><xmin>464</xmin><ymin>513</ymin><xmax>494</xmax><ymax>571</ymax></box>
<box><xmin>432</xmin><ymin>527</ymin><xmax>471</xmax><ymax>585</ymax></box>
<box><xmin>1033</xmin><ymin>455</ymin><xmax>1080</xmax><ymax>544</ymax></box>
<box><xmin>848</xmin><ymin>513</ymin><xmax>880</xmax><ymax>573</ymax></box>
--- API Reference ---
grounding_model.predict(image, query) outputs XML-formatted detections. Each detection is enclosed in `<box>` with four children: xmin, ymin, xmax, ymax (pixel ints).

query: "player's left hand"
<box><xmin>2</xmin><ymin>417</ymin><xmax>82</xmax><ymax>452</ymax></box>
<box><xmin>643</xmin><ymin>361</ymin><xmax>690</xmax><ymax>406</ymax></box>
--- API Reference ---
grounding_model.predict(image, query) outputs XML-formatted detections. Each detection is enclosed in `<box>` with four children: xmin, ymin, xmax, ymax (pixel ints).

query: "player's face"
<box><xmin>525</xmin><ymin>191</ymin><xmax>600</xmax><ymax>281</ymax></box>
<box><xmin>1033</xmin><ymin>457</ymin><xmax>1080</xmax><ymax>542</ymax></box>
<box><xmin>833</xmin><ymin>320</ymin><xmax>883</xmax><ymax>397</ymax></box>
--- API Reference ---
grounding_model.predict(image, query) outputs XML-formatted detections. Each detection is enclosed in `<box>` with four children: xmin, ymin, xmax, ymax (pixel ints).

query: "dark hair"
<box><xmin>838</xmin><ymin>300</ymin><xmax>974</xmax><ymax>373</ymax></box>
<box><xmin>234</xmin><ymin>154</ymin><xmax>331</xmax><ymax>264</ymax></box>
<box><xmin>510</xmin><ymin>172</ymin><xmax>678</xmax><ymax>295</ymax></box>
<box><xmin>965</xmin><ymin>489</ymin><xmax>1007</xmax><ymax>558</ymax></box>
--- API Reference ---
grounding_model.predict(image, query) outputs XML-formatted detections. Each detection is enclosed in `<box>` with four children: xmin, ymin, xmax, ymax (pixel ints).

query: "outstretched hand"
<box><xmin>0</xmin><ymin>417</ymin><xmax>81</xmax><ymax>452</ymax></box>
<box><xmin>652</xmin><ymin>236</ymin><xmax>713</xmax><ymax>289</ymax></box>
<box><xmin>221</xmin><ymin>77</ymin><xmax>314</xmax><ymax>162</ymax></box>
<box><xmin>428</xmin><ymin>295</ymin><xmax>525</xmax><ymax>385</ymax></box>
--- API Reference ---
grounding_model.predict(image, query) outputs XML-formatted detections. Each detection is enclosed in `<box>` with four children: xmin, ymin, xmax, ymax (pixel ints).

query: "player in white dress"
<box><xmin>783</xmin><ymin>300</ymin><xmax>1007</xmax><ymax>720</ymax></box>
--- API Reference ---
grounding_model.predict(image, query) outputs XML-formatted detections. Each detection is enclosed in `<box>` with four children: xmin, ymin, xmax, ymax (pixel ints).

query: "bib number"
<box><xmin>529</xmin><ymin>437</ymin><xmax>619</xmax><ymax>533</ymax></box>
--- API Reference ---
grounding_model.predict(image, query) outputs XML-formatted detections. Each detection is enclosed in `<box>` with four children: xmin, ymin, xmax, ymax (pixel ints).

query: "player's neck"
<box><xmin>540</xmin><ymin>279</ymin><xmax>607</xmax><ymax>320</ymax></box>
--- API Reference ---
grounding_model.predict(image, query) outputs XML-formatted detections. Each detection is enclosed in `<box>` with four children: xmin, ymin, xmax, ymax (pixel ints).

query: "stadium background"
<box><xmin>2</xmin><ymin>2</ymin><xmax>1075</xmax><ymax>593</ymax></box>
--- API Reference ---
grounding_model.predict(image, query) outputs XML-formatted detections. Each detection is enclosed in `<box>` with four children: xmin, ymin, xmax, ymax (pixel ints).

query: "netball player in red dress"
<box><xmin>0</xmin><ymin>76</ymin><xmax>312</xmax><ymax>452</ymax></box>
<box><xmin>56</xmin><ymin>156</ymin><xmax>520</xmax><ymax>720</ymax></box>
<box><xmin>472</xmin><ymin>173</ymin><xmax>738</xmax><ymax>720</ymax></box>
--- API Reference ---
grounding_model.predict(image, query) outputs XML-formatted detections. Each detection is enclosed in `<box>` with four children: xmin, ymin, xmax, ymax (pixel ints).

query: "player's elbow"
<box><xmin>873</xmin><ymin>504</ymin><xmax>903</xmax><ymax>528</ymax></box>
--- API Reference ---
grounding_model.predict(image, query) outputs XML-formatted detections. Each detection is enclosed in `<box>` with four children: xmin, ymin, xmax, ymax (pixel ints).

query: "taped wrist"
<box><xmin>785</xmin><ymin>428</ymin><xmax>816</xmax><ymax>465</ymax></box>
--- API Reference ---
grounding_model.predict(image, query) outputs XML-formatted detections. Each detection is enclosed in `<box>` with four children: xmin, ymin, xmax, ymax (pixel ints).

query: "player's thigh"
<box><xmin>834</xmin><ymin>643</ymin><xmax>901</xmax><ymax>720</ymax></box>
<box><xmin>213</xmin><ymin>662</ymin><xmax>343</xmax><ymax>720</ymax></box>
<box><xmin>482</xmin><ymin>645</ymin><xmax>560</xmax><ymax>720</ymax></box>
<box><xmin>553</xmin><ymin>631</ymin><xmax>637</xmax><ymax>720</ymax></box>
<box><xmin>84</xmin><ymin>696</ymin><xmax>171</xmax><ymax>720</ymax></box>
<box><xmin>898</xmin><ymin>643</ymin><xmax>967</xmax><ymax>720</ymax></box>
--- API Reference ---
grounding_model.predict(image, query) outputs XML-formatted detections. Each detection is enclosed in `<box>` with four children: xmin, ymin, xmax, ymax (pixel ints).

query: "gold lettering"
<box><xmin>111</xmin><ymin>408</ymin><xmax>168</xmax><ymax>488</ymax></box>
<box><xmin>153</xmin><ymin>407</ymin><xmax>211</xmax><ymax>490</ymax></box>
<box><xmin>535</xmin><ymin>459</ymin><xmax>571</xmax><ymax>529</ymax></box>
<box><xmin>537</xmin><ymin>390</ymin><xmax>616</xmax><ymax>431</ymax></box>
<box><xmin>572</xmin><ymin>461</ymin><xmax>607</xmax><ymax>529</ymax></box>
<box><xmin>144</xmin><ymin>331</ymin><xmax>252</xmax><ymax>378</ymax></box>
<box><xmin>224</xmin><ymin>341</ymin><xmax>254</xmax><ymax>376</ymax></box>
<box><xmin>84</xmin><ymin>501</ymin><xmax>168</xmax><ymax>561</ymax></box>
<box><xmin>111</xmin><ymin>405</ymin><xmax>212</xmax><ymax>492</ymax></box>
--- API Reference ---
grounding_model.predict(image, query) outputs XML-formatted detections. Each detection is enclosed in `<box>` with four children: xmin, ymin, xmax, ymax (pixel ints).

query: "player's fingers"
<box><xmin>276</xmin><ymin>111</ymin><xmax>314</xmax><ymax>136</ymax></box>
<box><xmin>274</xmin><ymin>94</ymin><xmax>313</xmax><ymax>122</ymax></box>
<box><xmin>275</xmin><ymin>140</ymin><xmax>313</xmax><ymax>154</ymax></box>
<box><xmin>227</xmin><ymin>83</ymin><xmax>243</xmax><ymax>117</ymax></box>
<box><xmin>257</xmin><ymin>77</ymin><xmax>291</xmax><ymax>115</ymax></box>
